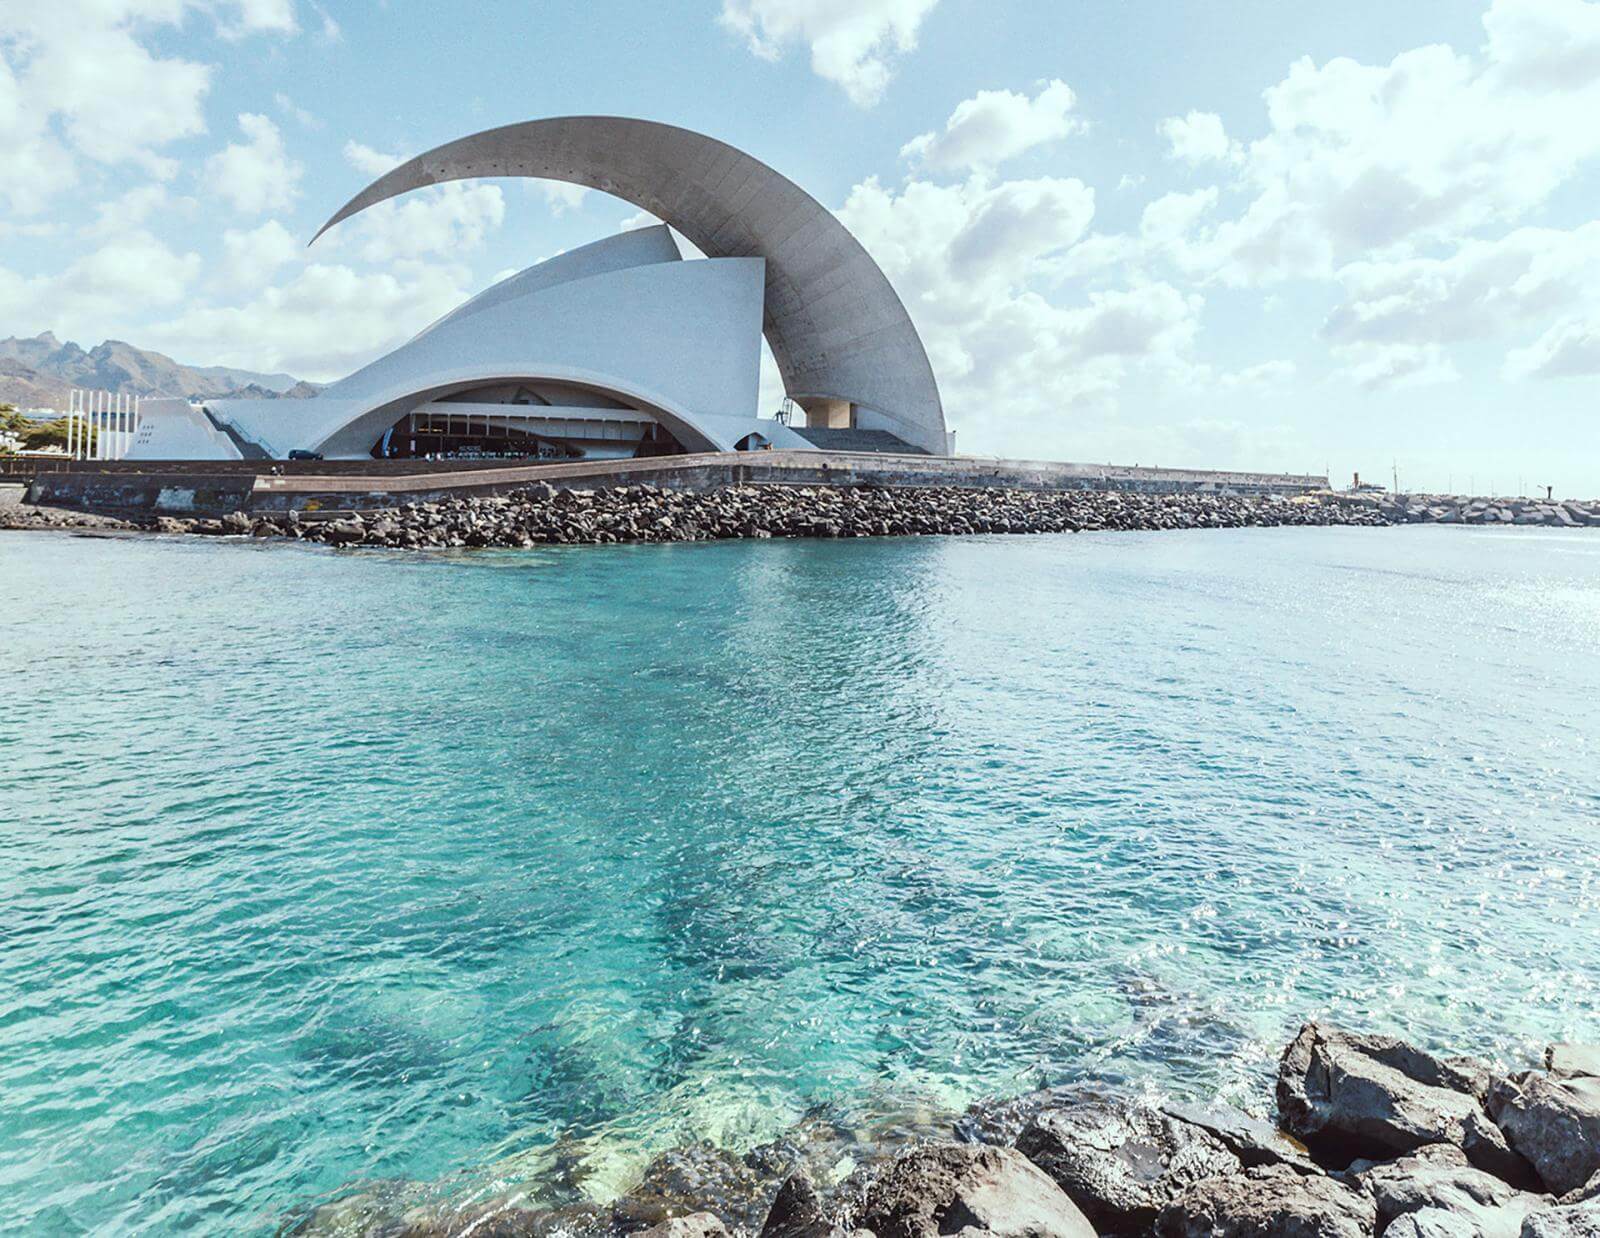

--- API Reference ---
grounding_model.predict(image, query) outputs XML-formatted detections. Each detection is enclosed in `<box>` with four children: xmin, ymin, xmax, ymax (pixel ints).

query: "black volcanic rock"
<box><xmin>1277</xmin><ymin>1023</ymin><xmax>1532</xmax><ymax>1182</ymax></box>
<box><xmin>1015</xmin><ymin>1100</ymin><xmax>1239</xmax><ymax>1230</ymax></box>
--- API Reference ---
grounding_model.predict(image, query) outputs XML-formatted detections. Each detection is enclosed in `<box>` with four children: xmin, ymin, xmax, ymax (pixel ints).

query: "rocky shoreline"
<box><xmin>1369</xmin><ymin>496</ymin><xmax>1600</xmax><ymax>528</ymax></box>
<box><xmin>296</xmin><ymin>1024</ymin><xmax>1600</xmax><ymax>1238</ymax></box>
<box><xmin>6</xmin><ymin>486</ymin><xmax>1599</xmax><ymax>546</ymax></box>
<box><xmin>2</xmin><ymin>485</ymin><xmax>1399</xmax><ymax>547</ymax></box>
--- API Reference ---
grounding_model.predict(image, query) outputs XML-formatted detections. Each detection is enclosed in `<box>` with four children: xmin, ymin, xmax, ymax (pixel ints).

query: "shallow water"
<box><xmin>2</xmin><ymin>525</ymin><xmax>1598</xmax><ymax>1234</ymax></box>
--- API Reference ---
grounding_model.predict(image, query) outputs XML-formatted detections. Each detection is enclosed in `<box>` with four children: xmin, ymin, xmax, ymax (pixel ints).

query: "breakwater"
<box><xmin>1367</xmin><ymin>495</ymin><xmax>1600</xmax><ymax>528</ymax></box>
<box><xmin>0</xmin><ymin>485</ymin><xmax>1393</xmax><ymax>546</ymax></box>
<box><xmin>19</xmin><ymin>449</ymin><xmax>1327</xmax><ymax>515</ymax></box>
<box><xmin>294</xmin><ymin>1024</ymin><xmax>1600</xmax><ymax>1238</ymax></box>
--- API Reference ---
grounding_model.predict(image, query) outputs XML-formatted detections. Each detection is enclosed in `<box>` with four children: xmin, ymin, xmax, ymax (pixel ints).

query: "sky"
<box><xmin>3</xmin><ymin>0</ymin><xmax>1600</xmax><ymax>495</ymax></box>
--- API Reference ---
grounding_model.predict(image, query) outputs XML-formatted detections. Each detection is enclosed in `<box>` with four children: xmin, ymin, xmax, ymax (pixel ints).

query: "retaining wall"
<box><xmin>27</xmin><ymin>451</ymin><xmax>1327</xmax><ymax>516</ymax></box>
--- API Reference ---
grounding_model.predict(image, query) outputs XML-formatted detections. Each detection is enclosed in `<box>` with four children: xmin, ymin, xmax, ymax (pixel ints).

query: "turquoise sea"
<box><xmin>2</xmin><ymin>525</ymin><xmax>1598</xmax><ymax>1233</ymax></box>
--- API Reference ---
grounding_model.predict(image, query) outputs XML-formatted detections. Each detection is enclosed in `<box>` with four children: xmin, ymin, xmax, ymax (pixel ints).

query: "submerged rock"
<box><xmin>1155</xmin><ymin>1163</ymin><xmax>1377</xmax><ymax>1238</ymax></box>
<box><xmin>957</xmin><ymin>1085</ymin><xmax>1105</xmax><ymax>1148</ymax></box>
<box><xmin>1277</xmin><ymin>1023</ymin><xmax>1531</xmax><ymax>1182</ymax></box>
<box><xmin>612</xmin><ymin>1142</ymin><xmax>772</xmax><ymax>1234</ymax></box>
<box><xmin>1487</xmin><ymin>1072</ymin><xmax>1600</xmax><ymax>1195</ymax></box>
<box><xmin>850</xmin><ymin>1143</ymin><xmax>1095</xmax><ymax>1238</ymax></box>
<box><xmin>1015</xmin><ymin>1099</ymin><xmax>1239</xmax><ymax>1230</ymax></box>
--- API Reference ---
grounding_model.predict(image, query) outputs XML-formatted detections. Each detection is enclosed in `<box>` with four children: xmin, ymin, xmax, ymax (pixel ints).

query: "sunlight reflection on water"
<box><xmin>0</xmin><ymin>525</ymin><xmax>1597</xmax><ymax>1233</ymax></box>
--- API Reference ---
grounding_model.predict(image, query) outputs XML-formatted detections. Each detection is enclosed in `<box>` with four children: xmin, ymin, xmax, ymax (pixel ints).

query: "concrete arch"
<box><xmin>315</xmin><ymin>371</ymin><xmax>730</xmax><ymax>459</ymax></box>
<box><xmin>311</xmin><ymin>116</ymin><xmax>948</xmax><ymax>455</ymax></box>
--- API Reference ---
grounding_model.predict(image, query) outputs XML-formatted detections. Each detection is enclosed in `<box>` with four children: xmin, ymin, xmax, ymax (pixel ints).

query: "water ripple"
<box><xmin>1</xmin><ymin>526</ymin><xmax>1597</xmax><ymax>1233</ymax></box>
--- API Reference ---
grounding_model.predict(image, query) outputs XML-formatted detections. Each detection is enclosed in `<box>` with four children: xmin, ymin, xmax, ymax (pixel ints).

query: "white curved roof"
<box><xmin>203</xmin><ymin>228</ymin><xmax>796</xmax><ymax>458</ymax></box>
<box><xmin>312</xmin><ymin>116</ymin><xmax>948</xmax><ymax>455</ymax></box>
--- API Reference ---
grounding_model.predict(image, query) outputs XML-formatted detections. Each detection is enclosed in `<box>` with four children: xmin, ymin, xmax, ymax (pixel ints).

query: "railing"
<box><xmin>0</xmin><ymin>456</ymin><xmax>75</xmax><ymax>479</ymax></box>
<box><xmin>65</xmin><ymin>389</ymin><xmax>142</xmax><ymax>460</ymax></box>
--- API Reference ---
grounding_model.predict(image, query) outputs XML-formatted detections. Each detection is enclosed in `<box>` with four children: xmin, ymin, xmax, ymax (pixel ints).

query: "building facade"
<box><xmin>130</xmin><ymin>116</ymin><xmax>948</xmax><ymax>463</ymax></box>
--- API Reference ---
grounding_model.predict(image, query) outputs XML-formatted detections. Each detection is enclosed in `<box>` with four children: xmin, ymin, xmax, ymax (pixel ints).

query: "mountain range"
<box><xmin>0</xmin><ymin>332</ymin><xmax>317</xmax><ymax>409</ymax></box>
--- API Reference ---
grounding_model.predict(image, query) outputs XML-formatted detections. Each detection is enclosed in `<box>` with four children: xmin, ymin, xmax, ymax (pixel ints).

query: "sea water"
<box><xmin>1</xmin><ymin>525</ymin><xmax>1597</xmax><ymax>1233</ymax></box>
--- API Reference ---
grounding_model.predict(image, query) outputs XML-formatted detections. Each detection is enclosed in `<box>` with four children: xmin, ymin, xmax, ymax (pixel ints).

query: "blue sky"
<box><xmin>4</xmin><ymin>0</ymin><xmax>1600</xmax><ymax>493</ymax></box>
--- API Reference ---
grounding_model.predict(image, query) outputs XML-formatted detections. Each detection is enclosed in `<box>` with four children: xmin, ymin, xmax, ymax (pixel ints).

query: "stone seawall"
<box><xmin>23</xmin><ymin>450</ymin><xmax>1327</xmax><ymax>517</ymax></box>
<box><xmin>1358</xmin><ymin>494</ymin><xmax>1600</xmax><ymax>528</ymax></box>
<box><xmin>0</xmin><ymin>484</ymin><xmax>1394</xmax><ymax>546</ymax></box>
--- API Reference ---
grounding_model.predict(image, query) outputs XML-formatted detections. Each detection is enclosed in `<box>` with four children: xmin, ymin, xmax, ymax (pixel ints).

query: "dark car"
<box><xmin>287</xmin><ymin>449</ymin><xmax>324</xmax><ymax>461</ymax></box>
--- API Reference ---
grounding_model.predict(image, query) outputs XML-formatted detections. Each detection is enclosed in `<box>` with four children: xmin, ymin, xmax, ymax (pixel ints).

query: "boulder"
<box><xmin>1488</xmin><ymin>1073</ymin><xmax>1600</xmax><ymax>1195</ymax></box>
<box><xmin>1155</xmin><ymin>1163</ymin><xmax>1377</xmax><ymax>1238</ymax></box>
<box><xmin>220</xmin><ymin>510</ymin><xmax>252</xmax><ymax>534</ymax></box>
<box><xmin>321</xmin><ymin>518</ymin><xmax>367</xmax><ymax>545</ymax></box>
<box><xmin>1388</xmin><ymin>1208</ymin><xmax>1486</xmax><ymax>1238</ymax></box>
<box><xmin>1353</xmin><ymin>1143</ymin><xmax>1550</xmax><ymax>1238</ymax></box>
<box><xmin>852</xmin><ymin>1143</ymin><xmax>1095</xmax><ymax>1238</ymax></box>
<box><xmin>1521</xmin><ymin>1200</ymin><xmax>1600</xmax><ymax>1238</ymax></box>
<box><xmin>958</xmin><ymin>1085</ymin><xmax>1117</xmax><ymax>1148</ymax></box>
<box><xmin>612</xmin><ymin>1142</ymin><xmax>769</xmax><ymax>1234</ymax></box>
<box><xmin>1563</xmin><ymin>1173</ymin><xmax>1600</xmax><ymax>1206</ymax></box>
<box><xmin>1015</xmin><ymin>1099</ymin><xmax>1239</xmax><ymax>1229</ymax></box>
<box><xmin>1277</xmin><ymin>1024</ymin><xmax>1530</xmax><ymax>1181</ymax></box>
<box><xmin>639</xmin><ymin>1215</ymin><xmax>730</xmax><ymax>1238</ymax></box>
<box><xmin>760</xmin><ymin>1173</ymin><xmax>833</xmax><ymax>1238</ymax></box>
<box><xmin>1546</xmin><ymin>1048</ymin><xmax>1600</xmax><ymax>1081</ymax></box>
<box><xmin>1161</xmin><ymin>1101</ymin><xmax>1322</xmax><ymax>1173</ymax></box>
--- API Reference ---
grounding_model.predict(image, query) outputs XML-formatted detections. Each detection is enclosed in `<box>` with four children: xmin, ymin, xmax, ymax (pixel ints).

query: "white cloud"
<box><xmin>1320</xmin><ymin>221</ymin><xmax>1600</xmax><ymax>383</ymax></box>
<box><xmin>1140</xmin><ymin>188</ymin><xmax>1219</xmax><ymax>252</ymax></box>
<box><xmin>205</xmin><ymin>113</ymin><xmax>301</xmax><ymax>214</ymax></box>
<box><xmin>274</xmin><ymin>91</ymin><xmax>320</xmax><ymax>129</ymax></box>
<box><xmin>839</xmin><ymin>173</ymin><xmax>1201</xmax><ymax>447</ymax></box>
<box><xmin>901</xmin><ymin>80</ymin><xmax>1084</xmax><ymax>172</ymax></box>
<box><xmin>0</xmin><ymin>2</ymin><xmax>303</xmax><ymax>212</ymax></box>
<box><xmin>85</xmin><ymin>184</ymin><xmax>186</xmax><ymax>239</ymax></box>
<box><xmin>331</xmin><ymin>140</ymin><xmax>505</xmax><ymax>262</ymax></box>
<box><xmin>343</xmin><ymin>186</ymin><xmax>506</xmax><ymax>263</ymax></box>
<box><xmin>1335</xmin><ymin>342</ymin><xmax>1461</xmax><ymax>390</ymax></box>
<box><xmin>0</xmin><ymin>229</ymin><xmax>201</xmax><ymax>343</ymax></box>
<box><xmin>719</xmin><ymin>0</ymin><xmax>940</xmax><ymax>106</ymax></box>
<box><xmin>221</xmin><ymin>219</ymin><xmax>299</xmax><ymax>288</ymax></box>
<box><xmin>342</xmin><ymin>139</ymin><xmax>400</xmax><ymax>178</ymax></box>
<box><xmin>214</xmin><ymin>0</ymin><xmax>298</xmax><ymax>38</ymax></box>
<box><xmin>306</xmin><ymin>0</ymin><xmax>340</xmax><ymax>42</ymax></box>
<box><xmin>1159</xmin><ymin>111</ymin><xmax>1239</xmax><ymax>165</ymax></box>
<box><xmin>1148</xmin><ymin>0</ymin><xmax>1600</xmax><ymax>286</ymax></box>
<box><xmin>151</xmin><ymin>260</ymin><xmax>475</xmax><ymax>380</ymax></box>
<box><xmin>540</xmin><ymin>182</ymin><xmax>590</xmax><ymax>215</ymax></box>
<box><xmin>1506</xmin><ymin>318</ymin><xmax>1600</xmax><ymax>378</ymax></box>
<box><xmin>1219</xmin><ymin>359</ymin><xmax>1297</xmax><ymax>389</ymax></box>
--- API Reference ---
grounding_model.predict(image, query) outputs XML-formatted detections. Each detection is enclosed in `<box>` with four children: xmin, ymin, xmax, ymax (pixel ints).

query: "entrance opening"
<box><xmin>369</xmin><ymin>380</ymin><xmax>689</xmax><ymax>461</ymax></box>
